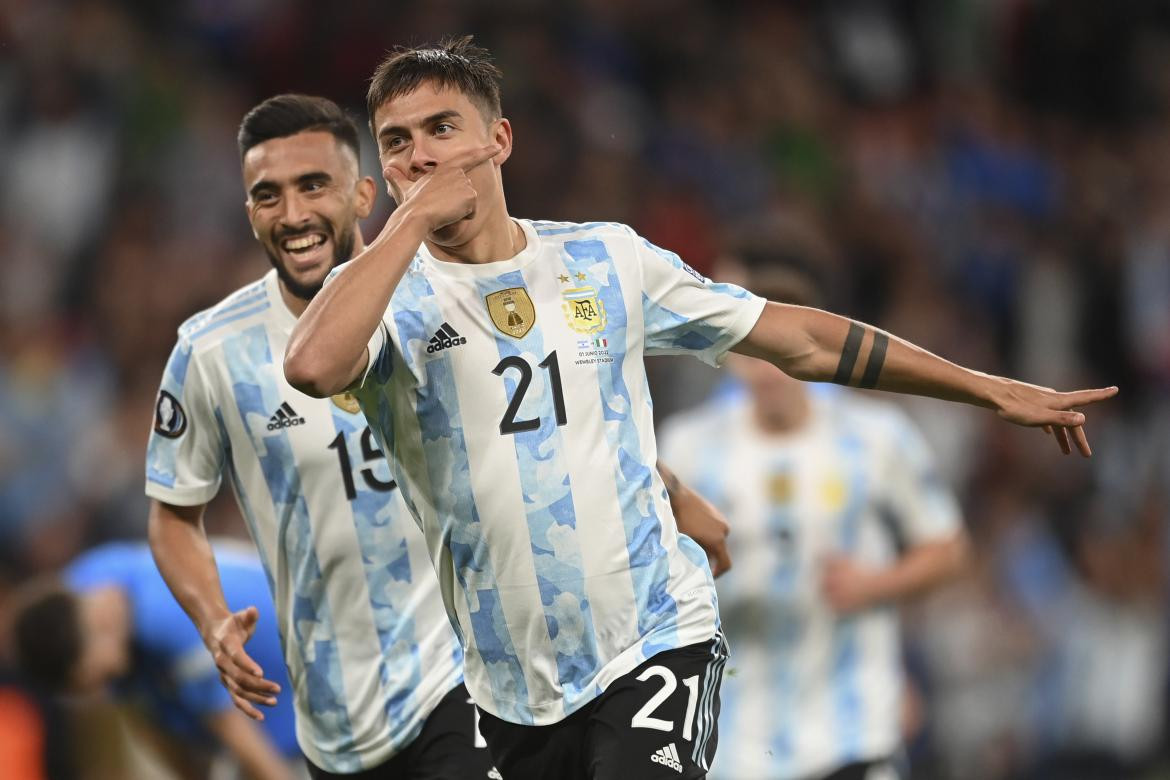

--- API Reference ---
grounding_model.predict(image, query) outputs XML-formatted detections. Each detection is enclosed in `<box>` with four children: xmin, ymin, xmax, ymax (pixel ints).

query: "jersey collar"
<box><xmin>418</xmin><ymin>219</ymin><xmax>542</xmax><ymax>278</ymax></box>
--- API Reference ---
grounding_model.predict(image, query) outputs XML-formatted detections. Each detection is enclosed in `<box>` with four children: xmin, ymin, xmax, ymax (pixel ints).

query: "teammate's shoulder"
<box><xmin>526</xmin><ymin>218</ymin><xmax>633</xmax><ymax>241</ymax></box>
<box><xmin>176</xmin><ymin>276</ymin><xmax>272</xmax><ymax>347</ymax></box>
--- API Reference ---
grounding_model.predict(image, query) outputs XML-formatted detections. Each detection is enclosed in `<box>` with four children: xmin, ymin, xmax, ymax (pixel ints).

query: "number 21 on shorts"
<box><xmin>631</xmin><ymin>666</ymin><xmax>700</xmax><ymax>740</ymax></box>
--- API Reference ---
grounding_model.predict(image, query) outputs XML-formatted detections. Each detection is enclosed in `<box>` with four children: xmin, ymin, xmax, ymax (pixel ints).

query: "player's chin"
<box><xmin>430</xmin><ymin>212</ymin><xmax>478</xmax><ymax>245</ymax></box>
<box><xmin>279</xmin><ymin>260</ymin><xmax>331</xmax><ymax>295</ymax></box>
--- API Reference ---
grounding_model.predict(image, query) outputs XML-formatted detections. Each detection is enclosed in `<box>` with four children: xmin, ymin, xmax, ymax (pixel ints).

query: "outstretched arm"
<box><xmin>148</xmin><ymin>500</ymin><xmax>280</xmax><ymax>720</ymax></box>
<box><xmin>285</xmin><ymin>143</ymin><xmax>502</xmax><ymax>397</ymax></box>
<box><xmin>734</xmin><ymin>303</ymin><xmax>1118</xmax><ymax>455</ymax></box>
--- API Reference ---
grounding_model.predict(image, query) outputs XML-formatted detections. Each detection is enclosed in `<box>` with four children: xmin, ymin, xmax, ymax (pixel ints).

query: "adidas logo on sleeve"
<box><xmin>426</xmin><ymin>323</ymin><xmax>467</xmax><ymax>354</ymax></box>
<box><xmin>650</xmin><ymin>742</ymin><xmax>683</xmax><ymax>773</ymax></box>
<box><xmin>267</xmin><ymin>401</ymin><xmax>305</xmax><ymax>431</ymax></box>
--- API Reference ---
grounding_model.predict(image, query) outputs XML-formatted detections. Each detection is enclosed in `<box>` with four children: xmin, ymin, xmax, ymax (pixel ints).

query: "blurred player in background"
<box><xmin>660</xmin><ymin>254</ymin><xmax>968</xmax><ymax>780</ymax></box>
<box><xmin>283</xmin><ymin>36</ymin><xmax>1113</xmax><ymax>780</ymax></box>
<box><xmin>9</xmin><ymin>540</ymin><xmax>300</xmax><ymax>780</ymax></box>
<box><xmin>145</xmin><ymin>94</ymin><xmax>492</xmax><ymax>779</ymax></box>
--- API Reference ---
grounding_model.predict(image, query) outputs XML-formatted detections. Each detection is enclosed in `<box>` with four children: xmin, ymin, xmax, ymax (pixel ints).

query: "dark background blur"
<box><xmin>1</xmin><ymin>1</ymin><xmax>1168</xmax><ymax>778</ymax></box>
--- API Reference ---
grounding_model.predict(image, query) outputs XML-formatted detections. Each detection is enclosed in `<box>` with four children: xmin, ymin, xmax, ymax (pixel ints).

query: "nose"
<box><xmin>409</xmin><ymin>136</ymin><xmax>440</xmax><ymax>177</ymax></box>
<box><xmin>278</xmin><ymin>191</ymin><xmax>310</xmax><ymax>229</ymax></box>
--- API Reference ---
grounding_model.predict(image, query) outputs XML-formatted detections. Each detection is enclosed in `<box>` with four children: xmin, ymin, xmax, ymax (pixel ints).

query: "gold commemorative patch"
<box><xmin>485</xmin><ymin>287</ymin><xmax>535</xmax><ymax>339</ymax></box>
<box><xmin>331</xmin><ymin>392</ymin><xmax>361</xmax><ymax>415</ymax></box>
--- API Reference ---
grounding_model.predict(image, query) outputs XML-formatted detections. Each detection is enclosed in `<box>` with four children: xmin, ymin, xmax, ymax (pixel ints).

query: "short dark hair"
<box><xmin>237</xmin><ymin>93</ymin><xmax>362</xmax><ymax>161</ymax></box>
<box><xmin>366</xmin><ymin>35</ymin><xmax>502</xmax><ymax>132</ymax></box>
<box><xmin>9</xmin><ymin>582</ymin><xmax>83</xmax><ymax>691</ymax></box>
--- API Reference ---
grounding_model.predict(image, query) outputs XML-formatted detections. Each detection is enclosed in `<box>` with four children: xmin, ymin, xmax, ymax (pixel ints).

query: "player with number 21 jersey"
<box><xmin>341</xmin><ymin>218</ymin><xmax>761</xmax><ymax>758</ymax></box>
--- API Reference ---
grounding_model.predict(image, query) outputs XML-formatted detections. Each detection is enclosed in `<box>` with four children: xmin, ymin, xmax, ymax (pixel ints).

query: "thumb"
<box><xmin>383</xmin><ymin>164</ymin><xmax>410</xmax><ymax>201</ymax></box>
<box><xmin>236</xmin><ymin>605</ymin><xmax>260</xmax><ymax>636</ymax></box>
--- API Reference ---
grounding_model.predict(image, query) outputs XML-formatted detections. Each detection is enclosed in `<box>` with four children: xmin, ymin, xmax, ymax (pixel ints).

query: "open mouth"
<box><xmin>281</xmin><ymin>233</ymin><xmax>327</xmax><ymax>254</ymax></box>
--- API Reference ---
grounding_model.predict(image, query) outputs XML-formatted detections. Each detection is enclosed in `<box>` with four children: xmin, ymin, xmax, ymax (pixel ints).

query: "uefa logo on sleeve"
<box><xmin>154</xmin><ymin>390</ymin><xmax>188</xmax><ymax>439</ymax></box>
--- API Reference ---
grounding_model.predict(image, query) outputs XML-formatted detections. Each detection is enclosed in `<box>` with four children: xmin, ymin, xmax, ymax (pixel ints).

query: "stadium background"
<box><xmin>1</xmin><ymin>0</ymin><xmax>1168</xmax><ymax>777</ymax></box>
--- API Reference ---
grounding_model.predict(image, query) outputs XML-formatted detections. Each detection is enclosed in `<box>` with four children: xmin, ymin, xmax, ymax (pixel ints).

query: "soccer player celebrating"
<box><xmin>146</xmin><ymin>94</ymin><xmax>493</xmax><ymax>778</ymax></box>
<box><xmin>660</xmin><ymin>259</ymin><xmax>968</xmax><ymax>780</ymax></box>
<box><xmin>9</xmin><ymin>541</ymin><xmax>300</xmax><ymax>780</ymax></box>
<box><xmin>283</xmin><ymin>37</ymin><xmax>1115</xmax><ymax>779</ymax></box>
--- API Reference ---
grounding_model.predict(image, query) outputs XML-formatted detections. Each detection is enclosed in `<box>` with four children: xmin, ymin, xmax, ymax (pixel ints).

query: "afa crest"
<box><xmin>485</xmin><ymin>287</ymin><xmax>535</xmax><ymax>339</ymax></box>
<box><xmin>561</xmin><ymin>286</ymin><xmax>606</xmax><ymax>334</ymax></box>
<box><xmin>767</xmin><ymin>472</ymin><xmax>793</xmax><ymax>504</ymax></box>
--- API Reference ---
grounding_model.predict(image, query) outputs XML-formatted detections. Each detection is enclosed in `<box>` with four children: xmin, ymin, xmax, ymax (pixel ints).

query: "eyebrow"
<box><xmin>248</xmin><ymin>171</ymin><xmax>332</xmax><ymax>198</ymax></box>
<box><xmin>377</xmin><ymin>110</ymin><xmax>463</xmax><ymax>144</ymax></box>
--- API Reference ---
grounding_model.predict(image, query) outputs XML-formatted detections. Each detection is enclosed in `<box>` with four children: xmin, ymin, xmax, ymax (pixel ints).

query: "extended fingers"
<box><xmin>1053</xmin><ymin>425</ymin><xmax>1071</xmax><ymax>455</ymax></box>
<box><xmin>222</xmin><ymin>678</ymin><xmax>266</xmax><ymax>721</ymax></box>
<box><xmin>445</xmin><ymin>143</ymin><xmax>502</xmax><ymax>172</ymax></box>
<box><xmin>1041</xmin><ymin>408</ymin><xmax>1085</xmax><ymax>428</ymax></box>
<box><xmin>221</xmin><ymin>670</ymin><xmax>279</xmax><ymax>707</ymax></box>
<box><xmin>1071</xmin><ymin>425</ymin><xmax>1092</xmax><ymax>457</ymax></box>
<box><xmin>214</xmin><ymin>644</ymin><xmax>280</xmax><ymax>696</ymax></box>
<box><xmin>1058</xmin><ymin>386</ymin><xmax>1119</xmax><ymax>408</ymax></box>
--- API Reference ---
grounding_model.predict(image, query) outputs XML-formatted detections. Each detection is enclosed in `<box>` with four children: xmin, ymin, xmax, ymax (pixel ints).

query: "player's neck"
<box><xmin>751</xmin><ymin>391</ymin><xmax>812</xmax><ymax>435</ymax></box>
<box><xmin>425</xmin><ymin>205</ymin><xmax>524</xmax><ymax>265</ymax></box>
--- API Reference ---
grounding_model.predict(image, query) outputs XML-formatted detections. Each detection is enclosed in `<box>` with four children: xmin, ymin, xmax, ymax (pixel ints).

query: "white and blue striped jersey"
<box><xmin>145</xmin><ymin>270</ymin><xmax>462</xmax><ymax>773</ymax></box>
<box><xmin>659</xmin><ymin>386</ymin><xmax>962</xmax><ymax>780</ymax></box>
<box><xmin>346</xmin><ymin>219</ymin><xmax>765</xmax><ymax>725</ymax></box>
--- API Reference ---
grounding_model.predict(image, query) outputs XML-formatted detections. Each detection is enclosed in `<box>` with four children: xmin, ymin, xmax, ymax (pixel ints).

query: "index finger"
<box><xmin>441</xmin><ymin>143</ymin><xmax>502</xmax><ymax>173</ymax></box>
<box><xmin>1056</xmin><ymin>386</ymin><xmax>1119</xmax><ymax>408</ymax></box>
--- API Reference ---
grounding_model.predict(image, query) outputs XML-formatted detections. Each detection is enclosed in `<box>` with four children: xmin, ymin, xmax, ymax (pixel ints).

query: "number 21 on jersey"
<box><xmin>492</xmin><ymin>351</ymin><xmax>568</xmax><ymax>435</ymax></box>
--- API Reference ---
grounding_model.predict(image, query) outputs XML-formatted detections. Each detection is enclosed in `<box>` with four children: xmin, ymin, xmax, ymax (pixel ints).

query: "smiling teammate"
<box><xmin>146</xmin><ymin>94</ymin><xmax>492</xmax><ymax>779</ymax></box>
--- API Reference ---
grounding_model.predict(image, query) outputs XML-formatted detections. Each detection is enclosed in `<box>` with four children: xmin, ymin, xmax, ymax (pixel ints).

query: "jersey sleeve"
<box><xmin>634</xmin><ymin>232</ymin><xmax>767</xmax><ymax>366</ymax></box>
<box><xmin>145</xmin><ymin>336</ymin><xmax>225</xmax><ymax>506</ymax></box>
<box><xmin>879</xmin><ymin>410</ymin><xmax>963</xmax><ymax>545</ymax></box>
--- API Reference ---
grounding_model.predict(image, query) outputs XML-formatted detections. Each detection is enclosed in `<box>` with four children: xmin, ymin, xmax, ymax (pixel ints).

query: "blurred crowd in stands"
<box><xmin>1</xmin><ymin>0</ymin><xmax>1168</xmax><ymax>777</ymax></box>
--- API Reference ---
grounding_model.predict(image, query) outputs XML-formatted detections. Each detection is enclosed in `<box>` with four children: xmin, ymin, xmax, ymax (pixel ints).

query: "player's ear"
<box><xmin>490</xmin><ymin>118</ymin><xmax>513</xmax><ymax>166</ymax></box>
<box><xmin>355</xmin><ymin>176</ymin><xmax>376</xmax><ymax>220</ymax></box>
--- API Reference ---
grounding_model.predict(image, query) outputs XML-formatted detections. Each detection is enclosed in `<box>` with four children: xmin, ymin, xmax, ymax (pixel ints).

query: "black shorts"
<box><xmin>307</xmin><ymin>683</ymin><xmax>497</xmax><ymax>780</ymax></box>
<box><xmin>477</xmin><ymin>632</ymin><xmax>729</xmax><ymax>780</ymax></box>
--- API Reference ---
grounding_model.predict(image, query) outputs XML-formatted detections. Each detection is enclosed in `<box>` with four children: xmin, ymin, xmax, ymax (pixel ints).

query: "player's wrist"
<box><xmin>198</xmin><ymin>607</ymin><xmax>235</xmax><ymax>641</ymax></box>
<box><xmin>978</xmin><ymin>374</ymin><xmax>1015</xmax><ymax>413</ymax></box>
<box><xmin>385</xmin><ymin>201</ymin><xmax>437</xmax><ymax>241</ymax></box>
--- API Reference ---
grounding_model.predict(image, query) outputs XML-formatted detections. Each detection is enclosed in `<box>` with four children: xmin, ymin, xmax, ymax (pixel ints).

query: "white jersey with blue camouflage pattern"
<box><xmin>146</xmin><ymin>270</ymin><xmax>463</xmax><ymax>773</ymax></box>
<box><xmin>660</xmin><ymin>387</ymin><xmax>962</xmax><ymax>780</ymax></box>
<box><xmin>346</xmin><ymin>218</ymin><xmax>766</xmax><ymax>725</ymax></box>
